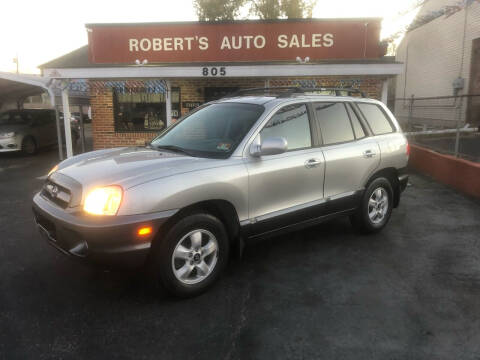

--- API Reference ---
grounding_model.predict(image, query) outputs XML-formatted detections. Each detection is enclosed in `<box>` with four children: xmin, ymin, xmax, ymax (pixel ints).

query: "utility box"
<box><xmin>452</xmin><ymin>77</ymin><xmax>465</xmax><ymax>91</ymax></box>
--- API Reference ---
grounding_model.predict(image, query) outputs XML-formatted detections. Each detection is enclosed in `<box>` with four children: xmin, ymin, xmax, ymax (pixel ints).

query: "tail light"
<box><xmin>406</xmin><ymin>141</ymin><xmax>410</xmax><ymax>156</ymax></box>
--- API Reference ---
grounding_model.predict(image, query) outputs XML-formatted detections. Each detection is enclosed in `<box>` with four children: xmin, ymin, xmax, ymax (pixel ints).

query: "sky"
<box><xmin>0</xmin><ymin>0</ymin><xmax>421</xmax><ymax>74</ymax></box>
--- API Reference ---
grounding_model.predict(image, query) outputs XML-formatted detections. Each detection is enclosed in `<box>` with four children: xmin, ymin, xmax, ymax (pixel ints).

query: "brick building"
<box><xmin>40</xmin><ymin>19</ymin><xmax>402</xmax><ymax>151</ymax></box>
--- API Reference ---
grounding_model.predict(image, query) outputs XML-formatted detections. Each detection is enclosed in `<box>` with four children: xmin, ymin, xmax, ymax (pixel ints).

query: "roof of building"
<box><xmin>39</xmin><ymin>46</ymin><xmax>90</xmax><ymax>69</ymax></box>
<box><xmin>0</xmin><ymin>72</ymin><xmax>51</xmax><ymax>103</ymax></box>
<box><xmin>85</xmin><ymin>17</ymin><xmax>383</xmax><ymax>27</ymax></box>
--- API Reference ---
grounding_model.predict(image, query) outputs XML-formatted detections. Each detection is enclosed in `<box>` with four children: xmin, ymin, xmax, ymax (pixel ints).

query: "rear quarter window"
<box><xmin>356</xmin><ymin>103</ymin><xmax>394</xmax><ymax>135</ymax></box>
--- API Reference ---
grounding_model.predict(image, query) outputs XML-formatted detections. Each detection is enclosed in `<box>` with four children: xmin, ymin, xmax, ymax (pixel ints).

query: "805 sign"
<box><xmin>202</xmin><ymin>67</ymin><xmax>226</xmax><ymax>76</ymax></box>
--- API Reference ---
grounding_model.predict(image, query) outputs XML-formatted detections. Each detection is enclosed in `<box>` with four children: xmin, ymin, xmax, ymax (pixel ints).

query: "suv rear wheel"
<box><xmin>150</xmin><ymin>213</ymin><xmax>229</xmax><ymax>298</ymax></box>
<box><xmin>350</xmin><ymin>177</ymin><xmax>393</xmax><ymax>234</ymax></box>
<box><xmin>22</xmin><ymin>136</ymin><xmax>37</xmax><ymax>155</ymax></box>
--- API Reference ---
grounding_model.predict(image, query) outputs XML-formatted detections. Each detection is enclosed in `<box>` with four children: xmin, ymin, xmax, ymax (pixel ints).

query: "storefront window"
<box><xmin>113</xmin><ymin>87</ymin><xmax>180</xmax><ymax>132</ymax></box>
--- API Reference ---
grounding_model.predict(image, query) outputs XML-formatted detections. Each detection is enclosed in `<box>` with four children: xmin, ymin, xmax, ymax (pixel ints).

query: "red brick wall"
<box><xmin>90</xmin><ymin>75</ymin><xmax>387</xmax><ymax>149</ymax></box>
<box><xmin>409</xmin><ymin>144</ymin><xmax>480</xmax><ymax>198</ymax></box>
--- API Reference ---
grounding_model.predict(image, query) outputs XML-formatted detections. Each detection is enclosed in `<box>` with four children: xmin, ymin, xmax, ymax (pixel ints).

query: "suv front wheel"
<box><xmin>350</xmin><ymin>177</ymin><xmax>393</xmax><ymax>234</ymax></box>
<box><xmin>150</xmin><ymin>213</ymin><xmax>229</xmax><ymax>298</ymax></box>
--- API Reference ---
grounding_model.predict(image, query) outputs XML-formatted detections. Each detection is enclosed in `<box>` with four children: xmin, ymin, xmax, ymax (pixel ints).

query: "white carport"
<box><xmin>0</xmin><ymin>72</ymin><xmax>71</xmax><ymax>160</ymax></box>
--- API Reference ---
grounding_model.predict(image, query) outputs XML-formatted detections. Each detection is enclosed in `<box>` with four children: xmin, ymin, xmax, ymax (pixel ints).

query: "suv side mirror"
<box><xmin>250</xmin><ymin>135</ymin><xmax>288</xmax><ymax>157</ymax></box>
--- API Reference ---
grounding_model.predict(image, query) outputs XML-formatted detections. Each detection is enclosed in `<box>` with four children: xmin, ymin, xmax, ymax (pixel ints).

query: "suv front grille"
<box><xmin>41</xmin><ymin>172</ymin><xmax>83</xmax><ymax>209</ymax></box>
<box><xmin>42</xmin><ymin>180</ymin><xmax>71</xmax><ymax>208</ymax></box>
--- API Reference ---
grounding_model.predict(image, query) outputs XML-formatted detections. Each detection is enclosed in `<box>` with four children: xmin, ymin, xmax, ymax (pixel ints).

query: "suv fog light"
<box><xmin>138</xmin><ymin>226</ymin><xmax>152</xmax><ymax>236</ymax></box>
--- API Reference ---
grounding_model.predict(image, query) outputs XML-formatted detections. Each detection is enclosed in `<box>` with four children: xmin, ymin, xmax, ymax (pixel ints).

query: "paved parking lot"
<box><xmin>1</xmin><ymin>148</ymin><xmax>480</xmax><ymax>360</ymax></box>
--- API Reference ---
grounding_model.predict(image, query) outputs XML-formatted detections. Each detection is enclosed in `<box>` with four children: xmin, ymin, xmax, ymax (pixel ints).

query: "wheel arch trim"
<box><xmin>364</xmin><ymin>167</ymin><xmax>401</xmax><ymax>208</ymax></box>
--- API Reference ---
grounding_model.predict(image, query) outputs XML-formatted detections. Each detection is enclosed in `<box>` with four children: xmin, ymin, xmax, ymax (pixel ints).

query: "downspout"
<box><xmin>363</xmin><ymin>22</ymin><xmax>369</xmax><ymax>58</ymax></box>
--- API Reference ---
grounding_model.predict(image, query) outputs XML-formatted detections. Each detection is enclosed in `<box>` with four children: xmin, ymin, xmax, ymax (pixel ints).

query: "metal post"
<box><xmin>165</xmin><ymin>80</ymin><xmax>172</xmax><ymax>127</ymax></box>
<box><xmin>61</xmin><ymin>83</ymin><xmax>74</xmax><ymax>158</ymax></box>
<box><xmin>381</xmin><ymin>79</ymin><xmax>388</xmax><ymax>105</ymax></box>
<box><xmin>78</xmin><ymin>109</ymin><xmax>86</xmax><ymax>153</ymax></box>
<box><xmin>454</xmin><ymin>96</ymin><xmax>463</xmax><ymax>157</ymax></box>
<box><xmin>54</xmin><ymin>106</ymin><xmax>64</xmax><ymax>160</ymax></box>
<box><xmin>47</xmin><ymin>85</ymin><xmax>64</xmax><ymax>160</ymax></box>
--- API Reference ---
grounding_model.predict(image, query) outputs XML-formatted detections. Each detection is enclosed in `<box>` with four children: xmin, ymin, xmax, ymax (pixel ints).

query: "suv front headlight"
<box><xmin>47</xmin><ymin>164</ymin><xmax>58</xmax><ymax>177</ymax></box>
<box><xmin>0</xmin><ymin>132</ymin><xmax>15</xmax><ymax>139</ymax></box>
<box><xmin>83</xmin><ymin>185</ymin><xmax>123</xmax><ymax>215</ymax></box>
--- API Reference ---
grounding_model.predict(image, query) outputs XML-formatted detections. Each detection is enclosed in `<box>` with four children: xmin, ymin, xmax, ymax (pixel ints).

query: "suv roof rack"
<box><xmin>226</xmin><ymin>87</ymin><xmax>366</xmax><ymax>99</ymax></box>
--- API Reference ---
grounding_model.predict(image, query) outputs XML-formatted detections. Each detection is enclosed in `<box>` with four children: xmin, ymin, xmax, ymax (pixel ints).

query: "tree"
<box><xmin>250</xmin><ymin>0</ymin><xmax>282</xmax><ymax>19</ymax></box>
<box><xmin>281</xmin><ymin>0</ymin><xmax>316</xmax><ymax>18</ymax></box>
<box><xmin>250</xmin><ymin>0</ymin><xmax>317</xmax><ymax>19</ymax></box>
<box><xmin>193</xmin><ymin>0</ymin><xmax>317</xmax><ymax>21</ymax></box>
<box><xmin>194</xmin><ymin>0</ymin><xmax>246</xmax><ymax>21</ymax></box>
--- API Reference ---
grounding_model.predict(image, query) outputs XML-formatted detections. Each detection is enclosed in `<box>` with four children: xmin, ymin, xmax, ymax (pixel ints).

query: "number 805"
<box><xmin>202</xmin><ymin>67</ymin><xmax>226</xmax><ymax>76</ymax></box>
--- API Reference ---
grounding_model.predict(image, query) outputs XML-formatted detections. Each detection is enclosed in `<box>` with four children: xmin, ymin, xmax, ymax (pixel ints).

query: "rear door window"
<box><xmin>356</xmin><ymin>103</ymin><xmax>394</xmax><ymax>135</ymax></box>
<box><xmin>260</xmin><ymin>103</ymin><xmax>312</xmax><ymax>151</ymax></box>
<box><xmin>314</xmin><ymin>102</ymin><xmax>354</xmax><ymax>145</ymax></box>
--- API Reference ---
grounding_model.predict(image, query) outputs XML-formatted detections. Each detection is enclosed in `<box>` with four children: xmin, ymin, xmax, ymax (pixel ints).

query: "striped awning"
<box><xmin>54</xmin><ymin>79</ymin><xmax>168</xmax><ymax>95</ymax></box>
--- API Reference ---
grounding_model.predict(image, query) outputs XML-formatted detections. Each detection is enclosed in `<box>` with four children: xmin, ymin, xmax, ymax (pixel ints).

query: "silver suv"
<box><xmin>33</xmin><ymin>88</ymin><xmax>409</xmax><ymax>297</ymax></box>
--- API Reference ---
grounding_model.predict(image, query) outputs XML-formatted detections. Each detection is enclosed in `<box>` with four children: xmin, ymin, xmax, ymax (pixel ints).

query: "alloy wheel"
<box><xmin>171</xmin><ymin>229</ymin><xmax>219</xmax><ymax>285</ymax></box>
<box><xmin>368</xmin><ymin>187</ymin><xmax>389</xmax><ymax>224</ymax></box>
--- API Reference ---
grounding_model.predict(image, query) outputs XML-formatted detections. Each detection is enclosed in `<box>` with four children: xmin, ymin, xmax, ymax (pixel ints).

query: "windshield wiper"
<box><xmin>152</xmin><ymin>144</ymin><xmax>194</xmax><ymax>156</ymax></box>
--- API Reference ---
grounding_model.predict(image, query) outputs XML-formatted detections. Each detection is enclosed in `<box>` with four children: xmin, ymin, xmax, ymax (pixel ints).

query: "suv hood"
<box><xmin>57</xmin><ymin>147</ymin><xmax>226</xmax><ymax>189</ymax></box>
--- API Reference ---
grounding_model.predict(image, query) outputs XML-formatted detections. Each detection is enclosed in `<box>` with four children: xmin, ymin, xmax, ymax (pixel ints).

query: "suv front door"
<box><xmin>313</xmin><ymin>101</ymin><xmax>380</xmax><ymax>211</ymax></box>
<box><xmin>245</xmin><ymin>103</ymin><xmax>325</xmax><ymax>236</ymax></box>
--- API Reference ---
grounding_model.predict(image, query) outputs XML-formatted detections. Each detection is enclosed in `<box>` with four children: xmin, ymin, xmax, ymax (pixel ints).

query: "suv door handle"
<box><xmin>305</xmin><ymin>158</ymin><xmax>322</xmax><ymax>168</ymax></box>
<box><xmin>363</xmin><ymin>150</ymin><xmax>377</xmax><ymax>158</ymax></box>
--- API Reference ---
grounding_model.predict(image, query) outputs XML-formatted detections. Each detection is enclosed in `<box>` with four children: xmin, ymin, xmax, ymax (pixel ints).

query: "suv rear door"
<box><xmin>313</xmin><ymin>101</ymin><xmax>380</xmax><ymax>210</ymax></box>
<box><xmin>245</xmin><ymin>102</ymin><xmax>325</xmax><ymax>235</ymax></box>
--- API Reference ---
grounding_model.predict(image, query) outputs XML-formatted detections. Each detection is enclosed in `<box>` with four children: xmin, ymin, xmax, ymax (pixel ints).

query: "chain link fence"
<box><xmin>394</xmin><ymin>95</ymin><xmax>480</xmax><ymax>162</ymax></box>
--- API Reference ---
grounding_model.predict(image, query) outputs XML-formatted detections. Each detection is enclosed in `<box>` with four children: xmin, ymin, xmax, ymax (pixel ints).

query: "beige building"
<box><xmin>394</xmin><ymin>0</ymin><xmax>480</xmax><ymax>127</ymax></box>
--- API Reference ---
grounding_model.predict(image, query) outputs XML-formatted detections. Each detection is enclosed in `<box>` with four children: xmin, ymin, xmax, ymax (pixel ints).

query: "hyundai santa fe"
<box><xmin>33</xmin><ymin>88</ymin><xmax>409</xmax><ymax>297</ymax></box>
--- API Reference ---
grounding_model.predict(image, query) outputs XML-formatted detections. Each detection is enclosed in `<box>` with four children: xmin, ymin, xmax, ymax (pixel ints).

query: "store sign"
<box><xmin>182</xmin><ymin>101</ymin><xmax>203</xmax><ymax>109</ymax></box>
<box><xmin>87</xmin><ymin>19</ymin><xmax>381</xmax><ymax>64</ymax></box>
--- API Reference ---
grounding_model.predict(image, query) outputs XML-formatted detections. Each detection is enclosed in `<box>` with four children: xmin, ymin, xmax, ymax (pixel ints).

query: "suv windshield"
<box><xmin>150</xmin><ymin>102</ymin><xmax>265</xmax><ymax>159</ymax></box>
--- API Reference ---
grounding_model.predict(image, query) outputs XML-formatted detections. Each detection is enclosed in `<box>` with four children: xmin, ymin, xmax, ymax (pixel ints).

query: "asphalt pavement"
<box><xmin>1</xmin><ymin>148</ymin><xmax>480</xmax><ymax>360</ymax></box>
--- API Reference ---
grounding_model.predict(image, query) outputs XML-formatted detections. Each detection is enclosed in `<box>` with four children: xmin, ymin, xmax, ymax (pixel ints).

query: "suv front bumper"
<box><xmin>32</xmin><ymin>193</ymin><xmax>176</xmax><ymax>267</ymax></box>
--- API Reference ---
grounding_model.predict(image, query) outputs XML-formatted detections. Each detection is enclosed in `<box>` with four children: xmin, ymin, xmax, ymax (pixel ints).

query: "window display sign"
<box><xmin>182</xmin><ymin>102</ymin><xmax>202</xmax><ymax>110</ymax></box>
<box><xmin>87</xmin><ymin>19</ymin><xmax>382</xmax><ymax>64</ymax></box>
<box><xmin>114</xmin><ymin>87</ymin><xmax>180</xmax><ymax>132</ymax></box>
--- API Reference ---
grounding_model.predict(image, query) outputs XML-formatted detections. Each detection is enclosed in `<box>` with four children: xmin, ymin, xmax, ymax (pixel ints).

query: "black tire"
<box><xmin>350</xmin><ymin>177</ymin><xmax>394</xmax><ymax>234</ymax></box>
<box><xmin>22</xmin><ymin>136</ymin><xmax>37</xmax><ymax>155</ymax></box>
<box><xmin>149</xmin><ymin>213</ymin><xmax>229</xmax><ymax>298</ymax></box>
